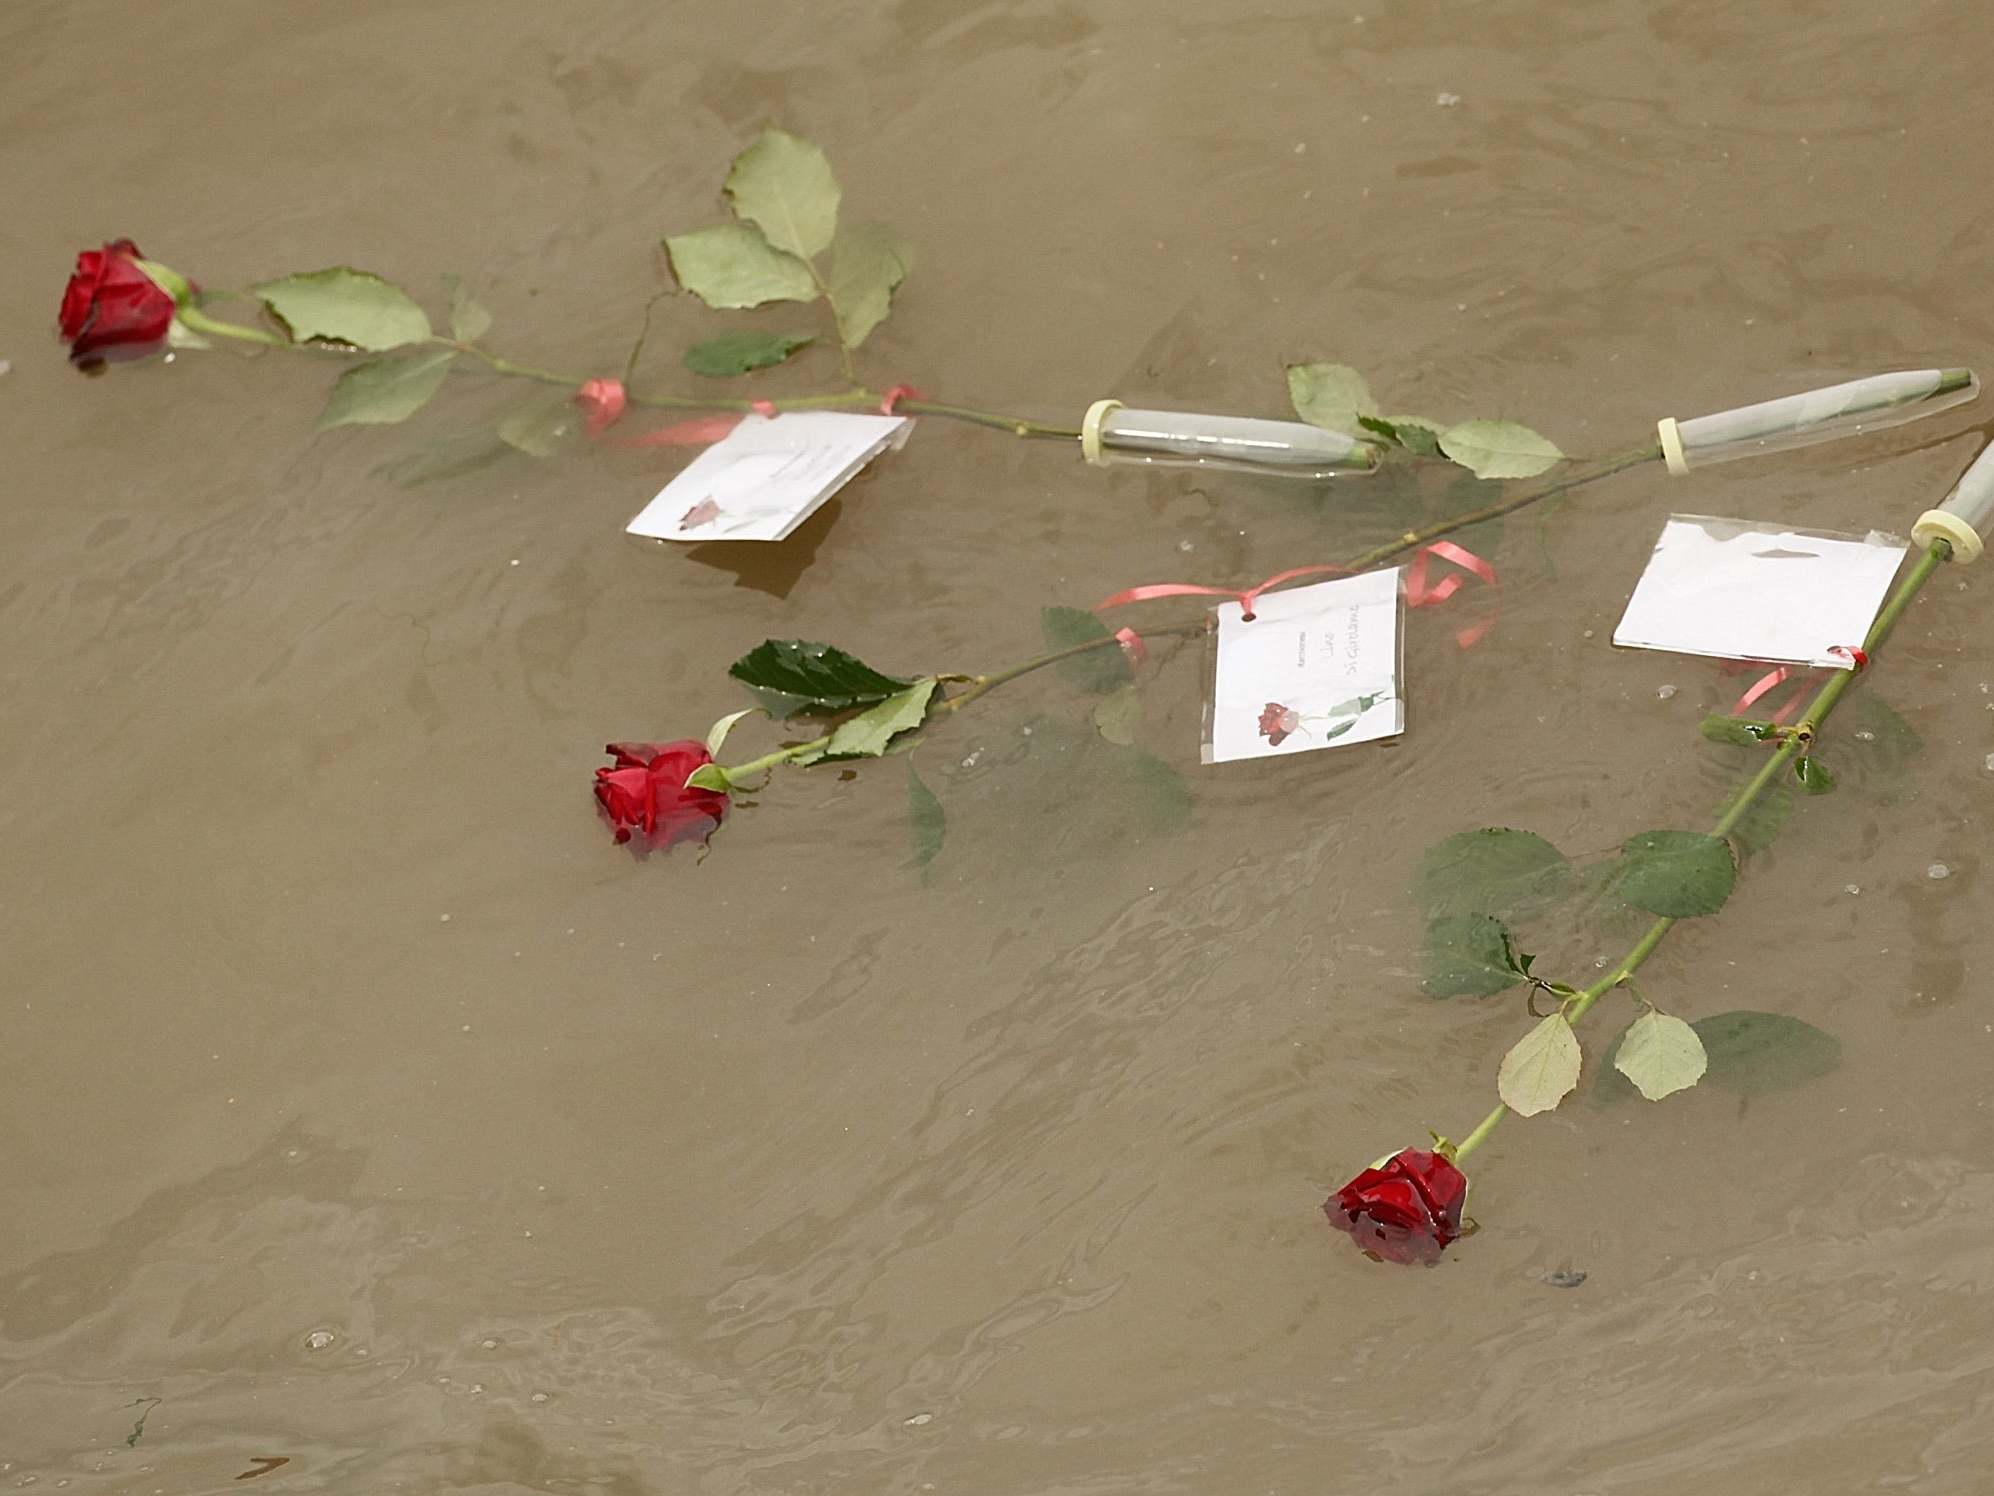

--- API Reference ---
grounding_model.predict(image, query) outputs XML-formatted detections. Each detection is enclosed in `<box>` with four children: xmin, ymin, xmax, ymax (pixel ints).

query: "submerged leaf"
<box><xmin>682</xmin><ymin>329</ymin><xmax>815</xmax><ymax>377</ymax></box>
<box><xmin>1792</xmin><ymin>755</ymin><xmax>1837</xmax><ymax>795</ymax></box>
<box><xmin>1041</xmin><ymin>606</ymin><xmax>1133</xmax><ymax>694</ymax></box>
<box><xmin>1414</xmin><ymin>827</ymin><xmax>1572</xmax><ymax>921</ymax></box>
<box><xmin>254</xmin><ymin>267</ymin><xmax>432</xmax><ymax>350</ymax></box>
<box><xmin>1286</xmin><ymin>362</ymin><xmax>1377</xmax><ymax>435</ymax></box>
<box><xmin>1694</xmin><ymin>1010</ymin><xmax>1843</xmax><ymax>1097</ymax></box>
<box><xmin>445</xmin><ymin>274</ymin><xmax>492</xmax><ymax>343</ymax></box>
<box><xmin>1439</xmin><ymin>418</ymin><xmax>1563</xmax><ymax>480</ymax></box>
<box><xmin>1092</xmin><ymin>685</ymin><xmax>1142</xmax><ymax>746</ymax></box>
<box><xmin>373</xmin><ymin>428</ymin><xmax>515</xmax><ymax>487</ymax></box>
<box><xmin>665</xmin><ymin>224</ymin><xmax>818</xmax><ymax>309</ymax></box>
<box><xmin>496</xmin><ymin>388</ymin><xmax>583</xmax><ymax>456</ymax></box>
<box><xmin>725</xmin><ymin>128</ymin><xmax>841</xmax><ymax>261</ymax></box>
<box><xmin>1498</xmin><ymin>1014</ymin><xmax>1582</xmax><ymax>1117</ymax></box>
<box><xmin>1611</xmin><ymin>830</ymin><xmax>1736</xmax><ymax>917</ymax></box>
<box><xmin>907</xmin><ymin>762</ymin><xmax>945</xmax><ymax>870</ymax></box>
<box><xmin>316</xmin><ymin>349</ymin><xmax>455</xmax><ymax>430</ymax></box>
<box><xmin>1421</xmin><ymin>913</ymin><xmax>1525</xmax><ymax>998</ymax></box>
<box><xmin>1613</xmin><ymin>1011</ymin><xmax>1708</xmax><ymax>1100</ymax></box>
<box><xmin>1727</xmin><ymin>782</ymin><xmax>1793</xmax><ymax>858</ymax></box>
<box><xmin>728</xmin><ymin>639</ymin><xmax>915</xmax><ymax>717</ymax></box>
<box><xmin>829</xmin><ymin>222</ymin><xmax>912</xmax><ymax>349</ymax></box>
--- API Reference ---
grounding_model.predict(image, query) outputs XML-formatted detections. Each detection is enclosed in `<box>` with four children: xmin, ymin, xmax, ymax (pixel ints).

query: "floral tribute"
<box><xmin>56</xmin><ymin>129</ymin><xmax>1971</xmax><ymax>1266</ymax></box>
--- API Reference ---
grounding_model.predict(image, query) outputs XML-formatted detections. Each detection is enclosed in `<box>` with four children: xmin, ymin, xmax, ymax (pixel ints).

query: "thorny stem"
<box><xmin>1450</xmin><ymin>539</ymin><xmax>1953</xmax><ymax>1166</ymax></box>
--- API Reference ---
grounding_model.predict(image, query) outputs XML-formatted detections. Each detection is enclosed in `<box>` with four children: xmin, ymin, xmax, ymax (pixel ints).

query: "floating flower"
<box><xmin>1323</xmin><ymin>1148</ymin><xmax>1468</xmax><ymax>1266</ymax></box>
<box><xmin>593</xmin><ymin>740</ymin><xmax>728</xmax><ymax>850</ymax></box>
<box><xmin>60</xmin><ymin>240</ymin><xmax>180</xmax><ymax>370</ymax></box>
<box><xmin>1258</xmin><ymin>701</ymin><xmax>1301</xmax><ymax>746</ymax></box>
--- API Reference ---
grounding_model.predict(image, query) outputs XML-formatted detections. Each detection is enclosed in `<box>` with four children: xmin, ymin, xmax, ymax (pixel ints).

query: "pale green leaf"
<box><xmin>828</xmin><ymin>222</ymin><xmax>911</xmax><ymax>349</ymax></box>
<box><xmin>664</xmin><ymin>224</ymin><xmax>819</xmax><ymax>310</ymax></box>
<box><xmin>1092</xmin><ymin>685</ymin><xmax>1142</xmax><ymax>746</ymax></box>
<box><xmin>445</xmin><ymin>274</ymin><xmax>492</xmax><ymax>343</ymax></box>
<box><xmin>1613</xmin><ymin>1011</ymin><xmax>1708</xmax><ymax>1100</ymax></box>
<box><xmin>1286</xmin><ymin>362</ymin><xmax>1377</xmax><ymax>435</ymax></box>
<box><xmin>705</xmin><ymin>707</ymin><xmax>762</xmax><ymax>757</ymax></box>
<box><xmin>316</xmin><ymin>349</ymin><xmax>456</xmax><ymax>430</ymax></box>
<box><xmin>1497</xmin><ymin>1013</ymin><xmax>1582</xmax><ymax>1117</ymax></box>
<box><xmin>685</xmin><ymin>764</ymin><xmax>734</xmax><ymax>793</ymax></box>
<box><xmin>254</xmin><ymin>267</ymin><xmax>433</xmax><ymax>350</ymax></box>
<box><xmin>1439</xmin><ymin>419</ymin><xmax>1564</xmax><ymax>480</ymax></box>
<box><xmin>682</xmin><ymin>329</ymin><xmax>815</xmax><ymax>377</ymax></box>
<box><xmin>725</xmin><ymin>128</ymin><xmax>841</xmax><ymax>261</ymax></box>
<box><xmin>795</xmin><ymin>679</ymin><xmax>937</xmax><ymax>764</ymax></box>
<box><xmin>496</xmin><ymin>389</ymin><xmax>583</xmax><ymax>457</ymax></box>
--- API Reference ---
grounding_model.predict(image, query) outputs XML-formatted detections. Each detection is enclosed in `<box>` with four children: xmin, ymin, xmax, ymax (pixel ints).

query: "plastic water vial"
<box><xmin>1662</xmin><ymin>369</ymin><xmax>1976</xmax><ymax>472</ymax></box>
<box><xmin>1915</xmin><ymin>437</ymin><xmax>1994</xmax><ymax>565</ymax></box>
<box><xmin>1081</xmin><ymin>401</ymin><xmax>1378</xmax><ymax>479</ymax></box>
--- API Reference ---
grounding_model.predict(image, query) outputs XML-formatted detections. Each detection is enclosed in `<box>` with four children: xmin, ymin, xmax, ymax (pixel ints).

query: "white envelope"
<box><xmin>1613</xmin><ymin>516</ymin><xmax>1905</xmax><ymax>668</ymax></box>
<box><xmin>625</xmin><ymin>412</ymin><xmax>912</xmax><ymax>542</ymax></box>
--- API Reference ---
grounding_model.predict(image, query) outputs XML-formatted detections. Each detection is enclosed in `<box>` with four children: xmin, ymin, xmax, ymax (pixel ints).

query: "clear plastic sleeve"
<box><xmin>1665</xmin><ymin>369</ymin><xmax>1976</xmax><ymax>470</ymax></box>
<box><xmin>1912</xmin><ymin>439</ymin><xmax>1994</xmax><ymax>564</ymax></box>
<box><xmin>1084</xmin><ymin>402</ymin><xmax>1378</xmax><ymax>479</ymax></box>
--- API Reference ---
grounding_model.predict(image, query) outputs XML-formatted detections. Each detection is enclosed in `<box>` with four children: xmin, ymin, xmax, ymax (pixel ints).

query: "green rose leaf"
<box><xmin>727</xmin><ymin>639</ymin><xmax>916</xmax><ymax>717</ymax></box>
<box><xmin>316</xmin><ymin>349</ymin><xmax>456</xmax><ymax>430</ymax></box>
<box><xmin>254</xmin><ymin>267</ymin><xmax>433</xmax><ymax>351</ymax></box>
<box><xmin>1286</xmin><ymin>362</ymin><xmax>1377</xmax><ymax>435</ymax></box>
<box><xmin>1092</xmin><ymin>685</ymin><xmax>1142</xmax><ymax>746</ymax></box>
<box><xmin>1700</xmin><ymin>714</ymin><xmax>1780</xmax><ymax>747</ymax></box>
<box><xmin>725</xmin><ymin>128</ymin><xmax>841</xmax><ymax>261</ymax></box>
<box><xmin>908</xmin><ymin>762</ymin><xmax>945</xmax><ymax>870</ymax></box>
<box><xmin>1498</xmin><ymin>1013</ymin><xmax>1582</xmax><ymax>1117</ymax></box>
<box><xmin>1359</xmin><ymin>413</ymin><xmax>1448</xmax><ymax>457</ymax></box>
<box><xmin>496</xmin><ymin>388</ymin><xmax>583</xmax><ymax>456</ymax></box>
<box><xmin>793</xmin><ymin>678</ymin><xmax>937</xmax><ymax>764</ymax></box>
<box><xmin>1694</xmin><ymin>1010</ymin><xmax>1843</xmax><ymax>1097</ymax></box>
<box><xmin>664</xmin><ymin>224</ymin><xmax>819</xmax><ymax>310</ymax></box>
<box><xmin>1421</xmin><ymin>913</ymin><xmax>1527</xmax><ymax>998</ymax></box>
<box><xmin>1414</xmin><ymin>827</ymin><xmax>1572</xmax><ymax>921</ymax></box>
<box><xmin>373</xmin><ymin>428</ymin><xmax>514</xmax><ymax>487</ymax></box>
<box><xmin>1727</xmin><ymin>782</ymin><xmax>1793</xmax><ymax>858</ymax></box>
<box><xmin>1613</xmin><ymin>1010</ymin><xmax>1708</xmax><ymax>1100</ymax></box>
<box><xmin>444</xmin><ymin>274</ymin><xmax>492</xmax><ymax>343</ymax></box>
<box><xmin>1611</xmin><ymin>830</ymin><xmax>1736</xmax><ymax>917</ymax></box>
<box><xmin>829</xmin><ymin>222</ymin><xmax>912</xmax><ymax>350</ymax></box>
<box><xmin>1041</xmin><ymin>606</ymin><xmax>1133</xmax><ymax>694</ymax></box>
<box><xmin>1792</xmin><ymin>755</ymin><xmax>1837</xmax><ymax>795</ymax></box>
<box><xmin>1439</xmin><ymin>418</ymin><xmax>1564</xmax><ymax>480</ymax></box>
<box><xmin>682</xmin><ymin>329</ymin><xmax>815</xmax><ymax>378</ymax></box>
<box><xmin>685</xmin><ymin>763</ymin><xmax>735</xmax><ymax>793</ymax></box>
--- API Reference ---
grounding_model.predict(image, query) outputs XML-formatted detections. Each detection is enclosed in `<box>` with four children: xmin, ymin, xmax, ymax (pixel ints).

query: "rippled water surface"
<box><xmin>8</xmin><ymin>2</ymin><xmax>1994</xmax><ymax>1491</ymax></box>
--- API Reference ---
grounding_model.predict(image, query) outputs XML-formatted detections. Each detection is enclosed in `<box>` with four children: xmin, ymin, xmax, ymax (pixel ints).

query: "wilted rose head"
<box><xmin>1323</xmin><ymin>1148</ymin><xmax>1468</xmax><ymax>1266</ymax></box>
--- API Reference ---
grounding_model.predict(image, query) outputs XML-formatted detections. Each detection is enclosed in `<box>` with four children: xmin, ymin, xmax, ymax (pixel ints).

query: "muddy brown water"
<box><xmin>7</xmin><ymin>2</ymin><xmax>1994</xmax><ymax>1492</ymax></box>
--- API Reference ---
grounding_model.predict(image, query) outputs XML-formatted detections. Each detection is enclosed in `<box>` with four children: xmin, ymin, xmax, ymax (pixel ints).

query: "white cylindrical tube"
<box><xmin>1912</xmin><ymin>441</ymin><xmax>1994</xmax><ymax>564</ymax></box>
<box><xmin>1658</xmin><ymin>368</ymin><xmax>1977</xmax><ymax>473</ymax></box>
<box><xmin>1081</xmin><ymin>399</ymin><xmax>1377</xmax><ymax>478</ymax></box>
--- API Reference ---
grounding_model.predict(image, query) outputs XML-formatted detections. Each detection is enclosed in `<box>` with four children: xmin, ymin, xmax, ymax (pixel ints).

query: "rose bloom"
<box><xmin>59</xmin><ymin>239</ymin><xmax>176</xmax><ymax>369</ymax></box>
<box><xmin>593</xmin><ymin>740</ymin><xmax>728</xmax><ymax>851</ymax></box>
<box><xmin>1323</xmin><ymin>1148</ymin><xmax>1468</xmax><ymax>1266</ymax></box>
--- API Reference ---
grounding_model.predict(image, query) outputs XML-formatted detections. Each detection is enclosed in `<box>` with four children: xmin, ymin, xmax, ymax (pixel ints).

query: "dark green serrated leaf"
<box><xmin>1598</xmin><ymin>1009</ymin><xmax>1841</xmax><ymax>1102</ymax></box>
<box><xmin>1844</xmin><ymin>694</ymin><xmax>1923</xmax><ymax>772</ymax></box>
<box><xmin>1414</xmin><ymin>827</ymin><xmax>1572</xmax><ymax>921</ymax></box>
<box><xmin>1701</xmin><ymin>714</ymin><xmax>1779</xmax><ymax>747</ymax></box>
<box><xmin>728</xmin><ymin>639</ymin><xmax>915</xmax><ymax>717</ymax></box>
<box><xmin>254</xmin><ymin>267</ymin><xmax>432</xmax><ymax>350</ymax></box>
<box><xmin>908</xmin><ymin>762</ymin><xmax>944</xmax><ymax>870</ymax></box>
<box><xmin>1040</xmin><ymin>606</ymin><xmax>1133</xmax><ymax>694</ymax></box>
<box><xmin>1611</xmin><ymin>830</ymin><xmax>1736</xmax><ymax>917</ymax></box>
<box><xmin>1357</xmin><ymin>413</ymin><xmax>1446</xmax><ymax>458</ymax></box>
<box><xmin>1421</xmin><ymin>913</ymin><xmax>1526</xmax><ymax>998</ymax></box>
<box><xmin>682</xmin><ymin>330</ymin><xmax>815</xmax><ymax>377</ymax></box>
<box><xmin>316</xmin><ymin>349</ymin><xmax>455</xmax><ymax>430</ymax></box>
<box><xmin>1793</xmin><ymin>756</ymin><xmax>1837</xmax><ymax>795</ymax></box>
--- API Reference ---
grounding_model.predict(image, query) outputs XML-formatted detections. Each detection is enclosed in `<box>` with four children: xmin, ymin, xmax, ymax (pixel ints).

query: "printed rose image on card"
<box><xmin>1204</xmin><ymin>569</ymin><xmax>1405</xmax><ymax>764</ymax></box>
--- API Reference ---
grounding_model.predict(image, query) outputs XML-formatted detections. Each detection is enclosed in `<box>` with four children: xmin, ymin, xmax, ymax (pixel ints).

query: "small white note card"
<box><xmin>1203</xmin><ymin>568</ymin><xmax>1405</xmax><ymax>764</ymax></box>
<box><xmin>625</xmin><ymin>412</ymin><xmax>913</xmax><ymax>542</ymax></box>
<box><xmin>1613</xmin><ymin>515</ymin><xmax>1906</xmax><ymax>668</ymax></box>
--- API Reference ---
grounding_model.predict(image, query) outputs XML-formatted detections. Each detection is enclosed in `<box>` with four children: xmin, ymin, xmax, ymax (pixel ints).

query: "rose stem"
<box><xmin>1448</xmin><ymin>537</ymin><xmax>1954</xmax><ymax>1166</ymax></box>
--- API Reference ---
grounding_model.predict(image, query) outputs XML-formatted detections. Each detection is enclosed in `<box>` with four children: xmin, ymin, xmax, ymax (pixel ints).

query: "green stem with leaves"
<box><xmin>1450</xmin><ymin>538</ymin><xmax>1953</xmax><ymax>1166</ymax></box>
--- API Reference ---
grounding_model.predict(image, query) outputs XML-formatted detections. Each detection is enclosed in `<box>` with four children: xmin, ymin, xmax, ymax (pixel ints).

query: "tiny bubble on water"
<box><xmin>305</xmin><ymin>1329</ymin><xmax>337</xmax><ymax>1351</ymax></box>
<box><xmin>1928</xmin><ymin>863</ymin><xmax>1951</xmax><ymax>880</ymax></box>
<box><xmin>1656</xmin><ymin>684</ymin><xmax>1677</xmax><ymax>700</ymax></box>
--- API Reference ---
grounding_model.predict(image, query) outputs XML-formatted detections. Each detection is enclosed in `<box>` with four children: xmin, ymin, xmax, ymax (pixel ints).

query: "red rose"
<box><xmin>1323</xmin><ymin>1148</ymin><xmax>1467</xmax><ymax>1266</ymax></box>
<box><xmin>59</xmin><ymin>239</ymin><xmax>177</xmax><ymax>369</ymax></box>
<box><xmin>593</xmin><ymin>740</ymin><xmax>728</xmax><ymax>850</ymax></box>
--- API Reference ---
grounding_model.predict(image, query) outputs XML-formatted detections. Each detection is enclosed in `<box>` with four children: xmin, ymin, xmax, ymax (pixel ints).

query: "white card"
<box><xmin>1203</xmin><ymin>568</ymin><xmax>1405</xmax><ymax>764</ymax></box>
<box><xmin>1612</xmin><ymin>516</ymin><xmax>1906</xmax><ymax>668</ymax></box>
<box><xmin>625</xmin><ymin>412</ymin><xmax>913</xmax><ymax>542</ymax></box>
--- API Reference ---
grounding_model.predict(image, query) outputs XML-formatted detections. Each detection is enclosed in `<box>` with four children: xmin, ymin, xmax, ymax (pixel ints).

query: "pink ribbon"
<box><xmin>879</xmin><ymin>383</ymin><xmax>921</xmax><ymax>415</ymax></box>
<box><xmin>1729</xmin><ymin>645</ymin><xmax>1868</xmax><ymax>722</ymax></box>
